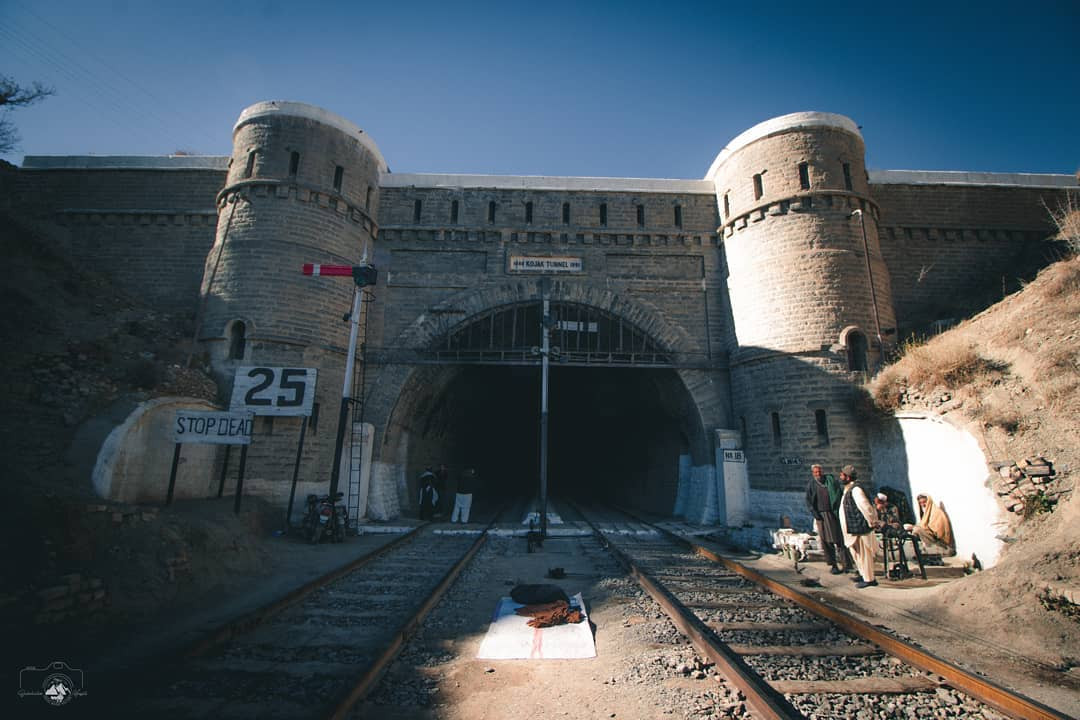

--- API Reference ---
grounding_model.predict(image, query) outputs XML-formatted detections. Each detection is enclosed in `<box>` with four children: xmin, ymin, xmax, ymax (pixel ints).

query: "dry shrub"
<box><xmin>1047</xmin><ymin>193</ymin><xmax>1080</xmax><ymax>255</ymax></box>
<box><xmin>869</xmin><ymin>364</ymin><xmax>906</xmax><ymax>411</ymax></box>
<box><xmin>905</xmin><ymin>337</ymin><xmax>1001</xmax><ymax>390</ymax></box>
<box><xmin>1036</xmin><ymin>255</ymin><xmax>1080</xmax><ymax>298</ymax></box>
<box><xmin>973</xmin><ymin>403</ymin><xmax>1024</xmax><ymax>433</ymax></box>
<box><xmin>869</xmin><ymin>336</ymin><xmax>1005</xmax><ymax>411</ymax></box>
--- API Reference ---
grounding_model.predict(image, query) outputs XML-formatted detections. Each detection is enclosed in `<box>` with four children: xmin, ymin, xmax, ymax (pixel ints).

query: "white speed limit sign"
<box><xmin>229</xmin><ymin>366</ymin><xmax>318</xmax><ymax>416</ymax></box>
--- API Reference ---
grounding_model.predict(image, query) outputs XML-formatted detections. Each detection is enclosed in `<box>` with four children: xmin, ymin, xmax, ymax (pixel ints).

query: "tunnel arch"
<box><xmin>364</xmin><ymin>280</ymin><xmax>729</xmax><ymax>518</ymax></box>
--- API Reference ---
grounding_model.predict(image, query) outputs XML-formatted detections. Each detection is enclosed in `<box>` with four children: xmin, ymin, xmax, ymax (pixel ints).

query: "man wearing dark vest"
<box><xmin>838</xmin><ymin>465</ymin><xmax>879</xmax><ymax>588</ymax></box>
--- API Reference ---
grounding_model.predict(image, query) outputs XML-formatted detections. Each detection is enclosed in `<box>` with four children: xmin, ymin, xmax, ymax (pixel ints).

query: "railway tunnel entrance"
<box><xmin>376</xmin><ymin>300</ymin><xmax>712</xmax><ymax>518</ymax></box>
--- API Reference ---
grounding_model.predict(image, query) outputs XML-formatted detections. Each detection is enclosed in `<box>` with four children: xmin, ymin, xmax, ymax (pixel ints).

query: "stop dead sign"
<box><xmin>173</xmin><ymin>410</ymin><xmax>253</xmax><ymax>445</ymax></box>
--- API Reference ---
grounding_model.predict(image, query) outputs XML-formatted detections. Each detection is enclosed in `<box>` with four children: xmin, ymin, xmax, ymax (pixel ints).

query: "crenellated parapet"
<box><xmin>707</xmin><ymin>111</ymin><xmax>895</xmax><ymax>361</ymax></box>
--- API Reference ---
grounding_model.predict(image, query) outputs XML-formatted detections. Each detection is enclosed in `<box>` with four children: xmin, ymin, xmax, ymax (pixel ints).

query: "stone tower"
<box><xmin>199</xmin><ymin>101</ymin><xmax>386</xmax><ymax>486</ymax></box>
<box><xmin>707</xmin><ymin>112</ymin><xmax>897</xmax><ymax>495</ymax></box>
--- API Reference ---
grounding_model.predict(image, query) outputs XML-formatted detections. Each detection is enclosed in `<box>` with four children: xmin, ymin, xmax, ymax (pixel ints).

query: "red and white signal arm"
<box><xmin>229</xmin><ymin>366</ymin><xmax>318</xmax><ymax>417</ymax></box>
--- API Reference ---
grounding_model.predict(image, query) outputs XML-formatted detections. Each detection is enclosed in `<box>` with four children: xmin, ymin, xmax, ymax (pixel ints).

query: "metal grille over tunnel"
<box><xmin>425</xmin><ymin>301</ymin><xmax>672</xmax><ymax>366</ymax></box>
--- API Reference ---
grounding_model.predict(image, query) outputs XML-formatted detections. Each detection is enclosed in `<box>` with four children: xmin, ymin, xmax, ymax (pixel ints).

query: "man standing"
<box><xmin>839</xmin><ymin>465</ymin><xmax>879</xmax><ymax>588</ymax></box>
<box><xmin>804</xmin><ymin>464</ymin><xmax>848</xmax><ymax>574</ymax></box>
<box><xmin>451</xmin><ymin>467</ymin><xmax>477</xmax><ymax>523</ymax></box>
<box><xmin>418</xmin><ymin>467</ymin><xmax>439</xmax><ymax>521</ymax></box>
<box><xmin>435</xmin><ymin>464</ymin><xmax>449</xmax><ymax>518</ymax></box>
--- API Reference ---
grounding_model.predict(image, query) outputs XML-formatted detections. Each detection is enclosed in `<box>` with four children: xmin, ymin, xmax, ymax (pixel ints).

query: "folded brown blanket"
<box><xmin>514</xmin><ymin>599</ymin><xmax>584</xmax><ymax>628</ymax></box>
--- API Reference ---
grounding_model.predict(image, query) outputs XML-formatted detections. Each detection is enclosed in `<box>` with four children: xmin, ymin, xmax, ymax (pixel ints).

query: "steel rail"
<box><xmin>327</xmin><ymin>509</ymin><xmax>509</xmax><ymax>720</ymax></box>
<box><xmin>628</xmin><ymin>512</ymin><xmax>1072</xmax><ymax>720</ymax></box>
<box><xmin>184</xmin><ymin>526</ymin><xmax>423</xmax><ymax>658</ymax></box>
<box><xmin>575</xmin><ymin>504</ymin><xmax>801</xmax><ymax>720</ymax></box>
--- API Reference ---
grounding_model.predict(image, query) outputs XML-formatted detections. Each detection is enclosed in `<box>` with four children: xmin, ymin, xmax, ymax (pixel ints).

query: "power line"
<box><xmin>0</xmin><ymin>25</ymin><xmax>178</xmax><ymax>153</ymax></box>
<box><xmin>11</xmin><ymin>0</ymin><xmax>222</xmax><ymax>152</ymax></box>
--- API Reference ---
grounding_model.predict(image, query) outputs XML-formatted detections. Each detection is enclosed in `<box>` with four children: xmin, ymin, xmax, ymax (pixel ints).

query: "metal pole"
<box><xmin>217</xmin><ymin>444</ymin><xmax>231</xmax><ymax>498</ymax></box>
<box><xmin>539</xmin><ymin>285</ymin><xmax>550</xmax><ymax>538</ymax></box>
<box><xmin>234</xmin><ymin>444</ymin><xmax>248</xmax><ymax>515</ymax></box>
<box><xmin>166</xmin><ymin>443</ymin><xmax>181</xmax><ymax>505</ymax></box>
<box><xmin>329</xmin><ymin>285</ymin><xmax>364</xmax><ymax>500</ymax></box>
<box><xmin>853</xmin><ymin>209</ymin><xmax>884</xmax><ymax>356</ymax></box>
<box><xmin>286</xmin><ymin>416</ymin><xmax>309</xmax><ymax>528</ymax></box>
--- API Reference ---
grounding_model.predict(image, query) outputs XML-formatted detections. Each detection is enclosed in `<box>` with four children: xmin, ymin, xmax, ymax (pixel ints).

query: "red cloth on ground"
<box><xmin>514</xmin><ymin>599</ymin><xmax>584</xmax><ymax>628</ymax></box>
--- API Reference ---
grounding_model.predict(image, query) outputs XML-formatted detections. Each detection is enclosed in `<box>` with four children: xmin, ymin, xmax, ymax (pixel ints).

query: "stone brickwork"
<box><xmin>4</xmin><ymin>104</ymin><xmax>1076</xmax><ymax>529</ymax></box>
<box><xmin>198</xmin><ymin>102</ymin><xmax>385</xmax><ymax>487</ymax></box>
<box><xmin>4</xmin><ymin>160</ymin><xmax>226</xmax><ymax>312</ymax></box>
<box><xmin>870</xmin><ymin>176</ymin><xmax>1071</xmax><ymax>332</ymax></box>
<box><xmin>709</xmin><ymin>113</ymin><xmax>894</xmax><ymax>495</ymax></box>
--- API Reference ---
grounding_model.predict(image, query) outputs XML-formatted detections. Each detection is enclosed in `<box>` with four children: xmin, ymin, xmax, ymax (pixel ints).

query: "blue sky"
<box><xmin>1</xmin><ymin>0</ymin><xmax>1077</xmax><ymax>178</ymax></box>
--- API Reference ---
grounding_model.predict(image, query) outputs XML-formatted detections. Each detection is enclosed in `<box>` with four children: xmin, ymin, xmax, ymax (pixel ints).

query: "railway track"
<box><xmin>574</xmin><ymin>503</ymin><xmax>1070</xmax><ymax>720</ymax></box>
<box><xmin>114</xmin><ymin>518</ymin><xmax>501</xmax><ymax>719</ymax></box>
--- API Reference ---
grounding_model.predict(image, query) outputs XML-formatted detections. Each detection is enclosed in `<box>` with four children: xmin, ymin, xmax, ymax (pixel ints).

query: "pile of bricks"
<box><xmin>34</xmin><ymin>573</ymin><xmax>107</xmax><ymax>625</ymax></box>
<box><xmin>995</xmin><ymin>456</ymin><xmax>1059</xmax><ymax>514</ymax></box>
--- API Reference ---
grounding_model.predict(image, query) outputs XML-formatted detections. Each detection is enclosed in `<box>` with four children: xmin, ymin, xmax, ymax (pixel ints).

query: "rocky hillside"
<box><xmin>0</xmin><ymin>213</ymin><xmax>219</xmax><ymax>623</ymax></box>
<box><xmin>867</xmin><ymin>249</ymin><xmax>1079</xmax><ymax>668</ymax></box>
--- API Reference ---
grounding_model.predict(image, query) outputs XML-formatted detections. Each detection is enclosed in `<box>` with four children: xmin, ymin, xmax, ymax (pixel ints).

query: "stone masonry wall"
<box><xmin>200</xmin><ymin>105</ymin><xmax>383</xmax><ymax>491</ymax></box>
<box><xmin>871</xmin><ymin>181</ymin><xmax>1074</xmax><ymax>331</ymax></box>
<box><xmin>730</xmin><ymin>354</ymin><xmax>869</xmax><ymax>492</ymax></box>
<box><xmin>4</xmin><ymin>164</ymin><xmax>225</xmax><ymax>313</ymax></box>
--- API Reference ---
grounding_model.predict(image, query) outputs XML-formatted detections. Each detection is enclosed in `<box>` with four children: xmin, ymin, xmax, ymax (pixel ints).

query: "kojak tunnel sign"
<box><xmin>509</xmin><ymin>256</ymin><xmax>583</xmax><ymax>273</ymax></box>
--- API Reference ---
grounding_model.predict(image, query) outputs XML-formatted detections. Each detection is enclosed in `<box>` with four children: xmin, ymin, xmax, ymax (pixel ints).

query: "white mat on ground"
<box><xmin>476</xmin><ymin>592</ymin><xmax>595</xmax><ymax>659</ymax></box>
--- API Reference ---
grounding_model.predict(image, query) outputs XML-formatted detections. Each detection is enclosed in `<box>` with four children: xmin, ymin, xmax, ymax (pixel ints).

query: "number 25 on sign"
<box><xmin>229</xmin><ymin>367</ymin><xmax>318</xmax><ymax>416</ymax></box>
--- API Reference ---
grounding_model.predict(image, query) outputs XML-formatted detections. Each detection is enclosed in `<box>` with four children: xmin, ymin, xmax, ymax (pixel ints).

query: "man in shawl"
<box><xmin>838</xmin><ymin>465</ymin><xmax>879</xmax><ymax>588</ymax></box>
<box><xmin>805</xmin><ymin>464</ymin><xmax>849</xmax><ymax>574</ymax></box>
<box><xmin>418</xmin><ymin>467</ymin><xmax>439</xmax><ymax>521</ymax></box>
<box><xmin>905</xmin><ymin>494</ymin><xmax>956</xmax><ymax>556</ymax></box>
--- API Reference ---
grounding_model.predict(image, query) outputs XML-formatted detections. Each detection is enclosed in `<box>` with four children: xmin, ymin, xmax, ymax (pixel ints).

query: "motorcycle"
<box><xmin>303</xmin><ymin>491</ymin><xmax>347</xmax><ymax>544</ymax></box>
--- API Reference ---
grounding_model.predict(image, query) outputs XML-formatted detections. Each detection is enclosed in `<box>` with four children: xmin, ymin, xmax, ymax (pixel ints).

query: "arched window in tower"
<box><xmin>723</xmin><ymin>192</ymin><xmax>730</xmax><ymax>218</ymax></box>
<box><xmin>525</xmin><ymin>201</ymin><xmax>533</xmax><ymax>224</ymax></box>
<box><xmin>333</xmin><ymin>165</ymin><xmax>344</xmax><ymax>192</ymax></box>
<box><xmin>798</xmin><ymin>162</ymin><xmax>810</xmax><ymax>190</ymax></box>
<box><xmin>488</xmin><ymin>201</ymin><xmax>496</xmax><ymax>223</ymax></box>
<box><xmin>753</xmin><ymin>173</ymin><xmax>763</xmax><ymax>200</ymax></box>
<box><xmin>771</xmin><ymin>412</ymin><xmax>782</xmax><ymax>447</ymax></box>
<box><xmin>244</xmin><ymin>151</ymin><xmax>256</xmax><ymax>179</ymax></box>
<box><xmin>366</xmin><ymin>186</ymin><xmax>372</xmax><ymax>210</ymax></box>
<box><xmin>562</xmin><ymin>202</ymin><xmax>570</xmax><ymax>224</ymax></box>
<box><xmin>451</xmin><ymin>199</ymin><xmax>459</xmax><ymax>223</ymax></box>
<box><xmin>413</xmin><ymin>199</ymin><xmax>422</xmax><ymax>223</ymax></box>
<box><xmin>288</xmin><ymin>151</ymin><xmax>300</xmax><ymax>177</ymax></box>
<box><xmin>229</xmin><ymin>321</ymin><xmax>246</xmax><ymax>360</ymax></box>
<box><xmin>815</xmin><ymin>409</ymin><xmax>830</xmax><ymax>445</ymax></box>
<box><xmin>673</xmin><ymin>205</ymin><xmax>683</xmax><ymax>228</ymax></box>
<box><xmin>599</xmin><ymin>203</ymin><xmax>607</xmax><ymax>226</ymax></box>
<box><xmin>843</xmin><ymin>163</ymin><xmax>853</xmax><ymax>191</ymax></box>
<box><xmin>636</xmin><ymin>204</ymin><xmax>645</xmax><ymax>227</ymax></box>
<box><xmin>847</xmin><ymin>330</ymin><xmax>868</xmax><ymax>371</ymax></box>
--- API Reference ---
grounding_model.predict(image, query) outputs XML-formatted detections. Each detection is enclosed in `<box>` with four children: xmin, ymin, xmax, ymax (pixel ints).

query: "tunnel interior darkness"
<box><xmin>398</xmin><ymin>363</ymin><xmax>704</xmax><ymax>516</ymax></box>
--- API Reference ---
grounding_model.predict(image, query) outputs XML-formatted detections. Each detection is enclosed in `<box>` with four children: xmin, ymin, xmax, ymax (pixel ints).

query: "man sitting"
<box><xmin>905</xmin><ymin>493</ymin><xmax>956</xmax><ymax>557</ymax></box>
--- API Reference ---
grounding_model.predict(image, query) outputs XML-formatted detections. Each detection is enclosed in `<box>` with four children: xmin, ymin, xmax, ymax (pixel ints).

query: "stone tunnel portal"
<box><xmin>381</xmin><ymin>301</ymin><xmax>710</xmax><ymax>517</ymax></box>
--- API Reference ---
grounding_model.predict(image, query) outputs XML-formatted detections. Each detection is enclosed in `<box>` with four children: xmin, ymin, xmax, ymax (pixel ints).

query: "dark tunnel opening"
<box><xmin>404</xmin><ymin>364</ymin><xmax>702</xmax><ymax>516</ymax></box>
